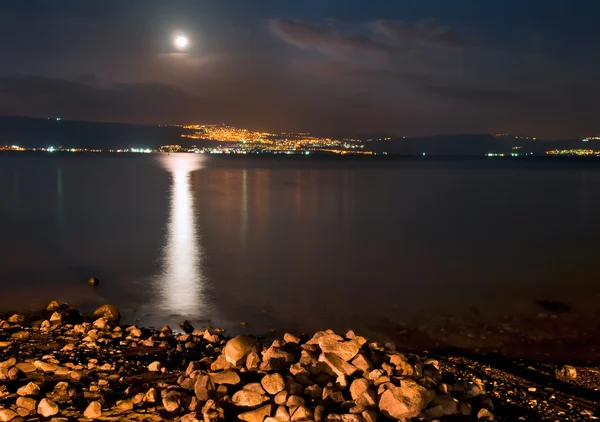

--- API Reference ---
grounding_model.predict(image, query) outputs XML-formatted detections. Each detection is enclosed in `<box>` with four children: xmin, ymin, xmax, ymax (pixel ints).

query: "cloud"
<box><xmin>268</xmin><ymin>19</ymin><xmax>388</xmax><ymax>56</ymax></box>
<box><xmin>370</xmin><ymin>19</ymin><xmax>468</xmax><ymax>47</ymax></box>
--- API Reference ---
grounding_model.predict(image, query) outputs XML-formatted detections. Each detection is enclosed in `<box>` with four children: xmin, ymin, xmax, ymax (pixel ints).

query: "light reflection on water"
<box><xmin>157</xmin><ymin>153</ymin><xmax>208</xmax><ymax>319</ymax></box>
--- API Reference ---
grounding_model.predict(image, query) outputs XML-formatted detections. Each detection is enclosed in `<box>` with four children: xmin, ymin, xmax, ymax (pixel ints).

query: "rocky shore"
<box><xmin>0</xmin><ymin>302</ymin><xmax>598</xmax><ymax>421</ymax></box>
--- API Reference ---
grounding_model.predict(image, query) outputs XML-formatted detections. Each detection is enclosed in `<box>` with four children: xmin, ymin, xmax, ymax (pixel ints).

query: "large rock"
<box><xmin>92</xmin><ymin>304</ymin><xmax>120</xmax><ymax>322</ymax></box>
<box><xmin>224</xmin><ymin>335</ymin><xmax>258</xmax><ymax>366</ymax></box>
<box><xmin>238</xmin><ymin>404</ymin><xmax>272</xmax><ymax>422</ymax></box>
<box><xmin>318</xmin><ymin>335</ymin><xmax>361</xmax><ymax>361</ymax></box>
<box><xmin>261</xmin><ymin>373</ymin><xmax>285</xmax><ymax>395</ymax></box>
<box><xmin>232</xmin><ymin>390</ymin><xmax>269</xmax><ymax>407</ymax></box>
<box><xmin>84</xmin><ymin>401</ymin><xmax>102</xmax><ymax>419</ymax></box>
<box><xmin>378</xmin><ymin>379</ymin><xmax>434</xmax><ymax>420</ymax></box>
<box><xmin>37</xmin><ymin>398</ymin><xmax>59</xmax><ymax>417</ymax></box>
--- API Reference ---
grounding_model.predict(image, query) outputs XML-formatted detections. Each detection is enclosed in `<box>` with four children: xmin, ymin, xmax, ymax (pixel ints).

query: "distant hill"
<box><xmin>369</xmin><ymin>134</ymin><xmax>599</xmax><ymax>156</ymax></box>
<box><xmin>0</xmin><ymin>115</ymin><xmax>191</xmax><ymax>149</ymax></box>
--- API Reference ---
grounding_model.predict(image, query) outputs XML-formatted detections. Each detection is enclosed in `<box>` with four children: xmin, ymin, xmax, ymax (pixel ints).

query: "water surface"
<box><xmin>2</xmin><ymin>153</ymin><xmax>600</xmax><ymax>357</ymax></box>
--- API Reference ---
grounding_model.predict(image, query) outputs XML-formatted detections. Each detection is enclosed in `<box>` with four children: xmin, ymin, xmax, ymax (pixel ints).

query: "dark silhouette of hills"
<box><xmin>0</xmin><ymin>115</ymin><xmax>188</xmax><ymax>149</ymax></box>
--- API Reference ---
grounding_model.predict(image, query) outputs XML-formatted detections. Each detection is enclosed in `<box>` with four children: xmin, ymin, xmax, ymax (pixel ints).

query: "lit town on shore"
<box><xmin>1</xmin><ymin>123</ymin><xmax>600</xmax><ymax>156</ymax></box>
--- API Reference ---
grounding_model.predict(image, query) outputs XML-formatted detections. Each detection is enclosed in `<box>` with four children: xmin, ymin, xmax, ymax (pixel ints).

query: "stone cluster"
<box><xmin>0</xmin><ymin>302</ymin><xmax>495</xmax><ymax>421</ymax></box>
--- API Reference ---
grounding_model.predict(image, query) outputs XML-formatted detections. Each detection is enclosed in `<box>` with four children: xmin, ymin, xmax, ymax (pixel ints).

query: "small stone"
<box><xmin>224</xmin><ymin>335</ymin><xmax>258</xmax><ymax>366</ymax></box>
<box><xmin>290</xmin><ymin>406</ymin><xmax>312</xmax><ymax>421</ymax></box>
<box><xmin>92</xmin><ymin>304</ymin><xmax>120</xmax><ymax>322</ymax></box>
<box><xmin>88</xmin><ymin>277</ymin><xmax>100</xmax><ymax>287</ymax></box>
<box><xmin>477</xmin><ymin>408</ymin><xmax>495</xmax><ymax>421</ymax></box>
<box><xmin>458</xmin><ymin>402</ymin><xmax>472</xmax><ymax>416</ymax></box>
<box><xmin>274</xmin><ymin>391</ymin><xmax>288</xmax><ymax>405</ymax></box>
<box><xmin>232</xmin><ymin>390</ymin><xmax>269</xmax><ymax>407</ymax></box>
<box><xmin>246</xmin><ymin>351</ymin><xmax>261</xmax><ymax>371</ymax></box>
<box><xmin>145</xmin><ymin>388</ymin><xmax>159</xmax><ymax>403</ymax></box>
<box><xmin>194</xmin><ymin>375</ymin><xmax>215</xmax><ymax>401</ymax></box>
<box><xmin>180</xmin><ymin>321</ymin><xmax>194</xmax><ymax>333</ymax></box>
<box><xmin>16</xmin><ymin>397</ymin><xmax>36</xmax><ymax>414</ymax></box>
<box><xmin>49</xmin><ymin>312</ymin><xmax>62</xmax><ymax>324</ymax></box>
<box><xmin>238</xmin><ymin>404</ymin><xmax>272</xmax><ymax>422</ymax></box>
<box><xmin>350</xmin><ymin>378</ymin><xmax>369</xmax><ymax>400</ymax></box>
<box><xmin>8</xmin><ymin>314</ymin><xmax>24</xmax><ymax>324</ymax></box>
<box><xmin>17</xmin><ymin>382</ymin><xmax>40</xmax><ymax>397</ymax></box>
<box><xmin>558</xmin><ymin>365</ymin><xmax>577</xmax><ymax>379</ymax></box>
<box><xmin>162</xmin><ymin>392</ymin><xmax>180</xmax><ymax>412</ymax></box>
<box><xmin>284</xmin><ymin>333</ymin><xmax>301</xmax><ymax>344</ymax></box>
<box><xmin>113</xmin><ymin>400</ymin><xmax>133</xmax><ymax>414</ymax></box>
<box><xmin>378</xmin><ymin>380</ymin><xmax>434</xmax><ymax>420</ymax></box>
<box><xmin>15</xmin><ymin>363</ymin><xmax>36</xmax><ymax>374</ymax></box>
<box><xmin>319</xmin><ymin>353</ymin><xmax>357</xmax><ymax>386</ymax></box>
<box><xmin>83</xmin><ymin>402</ymin><xmax>102</xmax><ymax>419</ymax></box>
<box><xmin>210</xmin><ymin>371</ymin><xmax>241</xmax><ymax>385</ymax></box>
<box><xmin>37</xmin><ymin>399</ymin><xmax>59</xmax><ymax>417</ymax></box>
<box><xmin>351</xmin><ymin>354</ymin><xmax>373</xmax><ymax>373</ymax></box>
<box><xmin>261</xmin><ymin>373</ymin><xmax>286</xmax><ymax>395</ymax></box>
<box><xmin>148</xmin><ymin>361</ymin><xmax>162</xmax><ymax>372</ymax></box>
<box><xmin>92</xmin><ymin>318</ymin><xmax>107</xmax><ymax>330</ymax></box>
<box><xmin>318</xmin><ymin>335</ymin><xmax>361</xmax><ymax>361</ymax></box>
<box><xmin>0</xmin><ymin>408</ymin><xmax>19</xmax><ymax>422</ymax></box>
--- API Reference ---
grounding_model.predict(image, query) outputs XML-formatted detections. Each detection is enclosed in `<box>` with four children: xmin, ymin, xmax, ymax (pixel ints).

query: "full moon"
<box><xmin>174</xmin><ymin>35</ymin><xmax>189</xmax><ymax>51</ymax></box>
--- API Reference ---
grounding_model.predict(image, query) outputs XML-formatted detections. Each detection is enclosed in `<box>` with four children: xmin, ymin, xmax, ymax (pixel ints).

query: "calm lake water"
<box><xmin>2</xmin><ymin>153</ymin><xmax>600</xmax><ymax>356</ymax></box>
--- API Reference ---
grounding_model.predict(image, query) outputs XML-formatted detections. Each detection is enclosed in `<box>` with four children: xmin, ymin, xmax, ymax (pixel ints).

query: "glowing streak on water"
<box><xmin>157</xmin><ymin>154</ymin><xmax>206</xmax><ymax>318</ymax></box>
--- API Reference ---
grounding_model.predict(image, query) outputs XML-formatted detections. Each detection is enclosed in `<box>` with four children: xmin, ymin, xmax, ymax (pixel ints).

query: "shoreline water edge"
<box><xmin>0</xmin><ymin>302</ymin><xmax>598</xmax><ymax>421</ymax></box>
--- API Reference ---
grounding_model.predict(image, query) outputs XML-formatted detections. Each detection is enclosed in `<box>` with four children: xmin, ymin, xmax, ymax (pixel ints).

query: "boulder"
<box><xmin>148</xmin><ymin>361</ymin><xmax>162</xmax><ymax>372</ymax></box>
<box><xmin>37</xmin><ymin>399</ymin><xmax>59</xmax><ymax>417</ymax></box>
<box><xmin>92</xmin><ymin>304</ymin><xmax>120</xmax><ymax>322</ymax></box>
<box><xmin>224</xmin><ymin>335</ymin><xmax>258</xmax><ymax>366</ymax></box>
<box><xmin>378</xmin><ymin>379</ymin><xmax>434</xmax><ymax>420</ymax></box>
<box><xmin>84</xmin><ymin>401</ymin><xmax>102</xmax><ymax>419</ymax></box>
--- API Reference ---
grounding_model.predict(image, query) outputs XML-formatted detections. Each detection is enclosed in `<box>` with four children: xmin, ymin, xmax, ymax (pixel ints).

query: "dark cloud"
<box><xmin>0</xmin><ymin>73</ymin><xmax>219</xmax><ymax>124</ymax></box>
<box><xmin>429</xmin><ymin>86</ymin><xmax>523</xmax><ymax>102</ymax></box>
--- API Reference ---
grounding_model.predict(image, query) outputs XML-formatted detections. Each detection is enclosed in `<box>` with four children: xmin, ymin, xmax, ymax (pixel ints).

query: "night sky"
<box><xmin>1</xmin><ymin>0</ymin><xmax>599</xmax><ymax>138</ymax></box>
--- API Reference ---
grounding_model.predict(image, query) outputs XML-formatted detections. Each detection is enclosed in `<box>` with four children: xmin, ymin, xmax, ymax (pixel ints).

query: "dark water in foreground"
<box><xmin>2</xmin><ymin>153</ymin><xmax>600</xmax><ymax>357</ymax></box>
